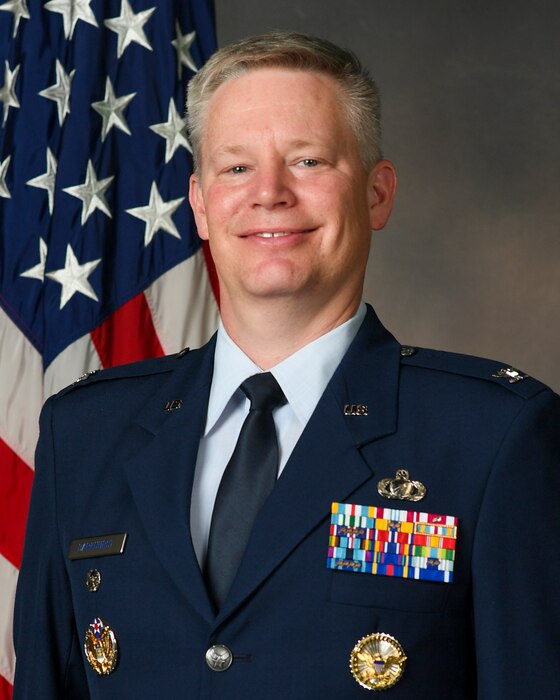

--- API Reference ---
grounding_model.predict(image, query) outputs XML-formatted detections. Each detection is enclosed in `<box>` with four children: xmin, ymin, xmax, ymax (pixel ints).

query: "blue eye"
<box><xmin>230</xmin><ymin>165</ymin><xmax>247</xmax><ymax>174</ymax></box>
<box><xmin>300</xmin><ymin>159</ymin><xmax>319</xmax><ymax>167</ymax></box>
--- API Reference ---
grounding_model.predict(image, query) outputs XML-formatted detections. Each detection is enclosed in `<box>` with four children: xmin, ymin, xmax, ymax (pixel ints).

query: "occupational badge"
<box><xmin>377</xmin><ymin>469</ymin><xmax>426</xmax><ymax>502</ymax></box>
<box><xmin>328</xmin><ymin>502</ymin><xmax>458</xmax><ymax>583</ymax></box>
<box><xmin>84</xmin><ymin>617</ymin><xmax>118</xmax><ymax>675</ymax></box>
<box><xmin>85</xmin><ymin>569</ymin><xmax>101</xmax><ymax>592</ymax></box>
<box><xmin>350</xmin><ymin>632</ymin><xmax>406</xmax><ymax>691</ymax></box>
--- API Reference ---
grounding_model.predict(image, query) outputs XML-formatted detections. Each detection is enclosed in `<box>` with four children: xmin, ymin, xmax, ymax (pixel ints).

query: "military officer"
<box><xmin>14</xmin><ymin>32</ymin><xmax>560</xmax><ymax>698</ymax></box>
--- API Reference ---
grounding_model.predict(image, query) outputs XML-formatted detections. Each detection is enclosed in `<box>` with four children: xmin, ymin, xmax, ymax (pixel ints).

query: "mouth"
<box><xmin>240</xmin><ymin>228</ymin><xmax>315</xmax><ymax>239</ymax></box>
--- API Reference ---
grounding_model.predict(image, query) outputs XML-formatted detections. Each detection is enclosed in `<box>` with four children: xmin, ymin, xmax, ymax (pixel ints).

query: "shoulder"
<box><xmin>397</xmin><ymin>344</ymin><xmax>554</xmax><ymax>402</ymax></box>
<box><xmin>53</xmin><ymin>346</ymin><xmax>196</xmax><ymax>401</ymax></box>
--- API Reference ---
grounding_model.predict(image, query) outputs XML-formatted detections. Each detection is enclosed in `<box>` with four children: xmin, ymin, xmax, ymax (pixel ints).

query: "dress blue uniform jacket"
<box><xmin>13</xmin><ymin>306</ymin><xmax>560</xmax><ymax>698</ymax></box>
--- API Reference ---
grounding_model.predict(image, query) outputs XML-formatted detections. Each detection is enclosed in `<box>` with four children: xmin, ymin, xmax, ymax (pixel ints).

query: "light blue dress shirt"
<box><xmin>190</xmin><ymin>302</ymin><xmax>367</xmax><ymax>566</ymax></box>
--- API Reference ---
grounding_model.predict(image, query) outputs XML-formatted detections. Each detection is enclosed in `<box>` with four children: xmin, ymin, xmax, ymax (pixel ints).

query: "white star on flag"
<box><xmin>63</xmin><ymin>159</ymin><xmax>114</xmax><ymax>224</ymax></box>
<box><xmin>44</xmin><ymin>0</ymin><xmax>98</xmax><ymax>40</ymax></box>
<box><xmin>0</xmin><ymin>155</ymin><xmax>11</xmax><ymax>198</ymax></box>
<box><xmin>26</xmin><ymin>147</ymin><xmax>58</xmax><ymax>213</ymax></box>
<box><xmin>0</xmin><ymin>0</ymin><xmax>30</xmax><ymax>38</ymax></box>
<box><xmin>104</xmin><ymin>0</ymin><xmax>156</xmax><ymax>59</ymax></box>
<box><xmin>0</xmin><ymin>60</ymin><xmax>20</xmax><ymax>126</ymax></box>
<box><xmin>171</xmin><ymin>24</ymin><xmax>197</xmax><ymax>78</ymax></box>
<box><xmin>126</xmin><ymin>182</ymin><xmax>184</xmax><ymax>246</ymax></box>
<box><xmin>46</xmin><ymin>244</ymin><xmax>101</xmax><ymax>309</ymax></box>
<box><xmin>39</xmin><ymin>59</ymin><xmax>76</xmax><ymax>127</ymax></box>
<box><xmin>20</xmin><ymin>238</ymin><xmax>48</xmax><ymax>281</ymax></box>
<box><xmin>149</xmin><ymin>98</ymin><xmax>191</xmax><ymax>163</ymax></box>
<box><xmin>91</xmin><ymin>77</ymin><xmax>136</xmax><ymax>142</ymax></box>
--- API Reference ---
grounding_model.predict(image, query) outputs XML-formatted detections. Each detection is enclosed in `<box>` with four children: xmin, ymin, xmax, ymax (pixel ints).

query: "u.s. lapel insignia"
<box><xmin>344</xmin><ymin>403</ymin><xmax>368</xmax><ymax>416</ymax></box>
<box><xmin>84</xmin><ymin>617</ymin><xmax>118</xmax><ymax>675</ymax></box>
<box><xmin>164</xmin><ymin>399</ymin><xmax>182</xmax><ymax>411</ymax></box>
<box><xmin>378</xmin><ymin>469</ymin><xmax>426</xmax><ymax>502</ymax></box>
<box><xmin>350</xmin><ymin>632</ymin><xmax>406</xmax><ymax>690</ymax></box>
<box><xmin>328</xmin><ymin>502</ymin><xmax>458</xmax><ymax>583</ymax></box>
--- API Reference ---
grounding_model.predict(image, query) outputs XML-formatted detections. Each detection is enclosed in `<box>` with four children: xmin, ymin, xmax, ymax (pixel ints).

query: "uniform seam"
<box><xmin>49</xmin><ymin>397</ymin><xmax>84</xmax><ymax>693</ymax></box>
<box><xmin>470</xmin><ymin>396</ymin><xmax>539</xmax><ymax>568</ymax></box>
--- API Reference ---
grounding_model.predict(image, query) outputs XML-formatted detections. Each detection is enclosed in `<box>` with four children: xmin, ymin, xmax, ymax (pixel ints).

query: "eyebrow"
<box><xmin>210</xmin><ymin>139</ymin><xmax>324</xmax><ymax>159</ymax></box>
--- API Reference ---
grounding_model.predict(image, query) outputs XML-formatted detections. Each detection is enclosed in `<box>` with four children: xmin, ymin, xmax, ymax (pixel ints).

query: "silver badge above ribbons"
<box><xmin>377</xmin><ymin>469</ymin><xmax>426</xmax><ymax>502</ymax></box>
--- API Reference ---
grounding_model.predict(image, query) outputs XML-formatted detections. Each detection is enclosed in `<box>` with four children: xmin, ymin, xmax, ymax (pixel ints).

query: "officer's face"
<box><xmin>189</xmin><ymin>68</ymin><xmax>395</xmax><ymax>315</ymax></box>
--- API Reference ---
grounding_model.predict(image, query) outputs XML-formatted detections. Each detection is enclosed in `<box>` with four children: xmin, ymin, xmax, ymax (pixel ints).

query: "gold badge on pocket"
<box><xmin>350</xmin><ymin>632</ymin><xmax>406</xmax><ymax>691</ymax></box>
<box><xmin>84</xmin><ymin>617</ymin><xmax>118</xmax><ymax>675</ymax></box>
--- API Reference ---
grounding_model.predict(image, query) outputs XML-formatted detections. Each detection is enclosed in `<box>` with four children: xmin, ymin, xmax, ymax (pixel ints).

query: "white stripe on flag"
<box><xmin>0</xmin><ymin>307</ymin><xmax>43</xmax><ymax>467</ymax></box>
<box><xmin>44</xmin><ymin>333</ymin><xmax>103</xmax><ymax>399</ymax></box>
<box><xmin>144</xmin><ymin>249</ymin><xmax>219</xmax><ymax>354</ymax></box>
<box><xmin>0</xmin><ymin>554</ymin><xmax>17</xmax><ymax>685</ymax></box>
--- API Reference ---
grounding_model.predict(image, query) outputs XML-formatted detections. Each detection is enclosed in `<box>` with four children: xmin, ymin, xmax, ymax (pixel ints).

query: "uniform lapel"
<box><xmin>216</xmin><ymin>307</ymin><xmax>401</xmax><ymax>625</ymax></box>
<box><xmin>122</xmin><ymin>338</ymin><xmax>217</xmax><ymax>624</ymax></box>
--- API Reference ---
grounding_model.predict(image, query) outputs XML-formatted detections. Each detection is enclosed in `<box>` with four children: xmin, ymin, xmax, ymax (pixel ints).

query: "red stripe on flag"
<box><xmin>202</xmin><ymin>241</ymin><xmax>220</xmax><ymax>306</ymax></box>
<box><xmin>0</xmin><ymin>439</ymin><xmax>33</xmax><ymax>569</ymax></box>
<box><xmin>91</xmin><ymin>292</ymin><xmax>164</xmax><ymax>368</ymax></box>
<box><xmin>0</xmin><ymin>673</ymin><xmax>13</xmax><ymax>700</ymax></box>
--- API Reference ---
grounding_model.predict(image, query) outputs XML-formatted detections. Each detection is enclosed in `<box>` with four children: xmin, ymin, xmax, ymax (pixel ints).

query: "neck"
<box><xmin>219</xmin><ymin>294</ymin><xmax>362</xmax><ymax>369</ymax></box>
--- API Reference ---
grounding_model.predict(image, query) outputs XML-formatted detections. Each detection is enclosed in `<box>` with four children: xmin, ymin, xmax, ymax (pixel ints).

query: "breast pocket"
<box><xmin>328</xmin><ymin>567</ymin><xmax>451</xmax><ymax>614</ymax></box>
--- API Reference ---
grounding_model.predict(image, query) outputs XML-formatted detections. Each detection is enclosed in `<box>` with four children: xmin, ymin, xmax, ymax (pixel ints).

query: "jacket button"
<box><xmin>206</xmin><ymin>644</ymin><xmax>233</xmax><ymax>672</ymax></box>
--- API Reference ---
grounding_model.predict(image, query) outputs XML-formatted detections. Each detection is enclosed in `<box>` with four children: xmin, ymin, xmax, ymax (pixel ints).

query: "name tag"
<box><xmin>327</xmin><ymin>502</ymin><xmax>458</xmax><ymax>583</ymax></box>
<box><xmin>68</xmin><ymin>533</ymin><xmax>127</xmax><ymax>560</ymax></box>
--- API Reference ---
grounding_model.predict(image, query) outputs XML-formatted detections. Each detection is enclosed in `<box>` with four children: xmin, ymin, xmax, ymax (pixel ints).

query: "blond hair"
<box><xmin>186</xmin><ymin>31</ymin><xmax>382</xmax><ymax>170</ymax></box>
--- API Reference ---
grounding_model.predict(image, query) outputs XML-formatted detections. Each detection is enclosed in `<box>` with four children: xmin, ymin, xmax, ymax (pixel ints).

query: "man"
<box><xmin>14</xmin><ymin>32</ymin><xmax>560</xmax><ymax>698</ymax></box>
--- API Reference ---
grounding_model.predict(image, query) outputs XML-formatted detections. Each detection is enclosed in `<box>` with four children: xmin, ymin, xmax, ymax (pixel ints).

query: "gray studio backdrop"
<box><xmin>214</xmin><ymin>0</ymin><xmax>560</xmax><ymax>391</ymax></box>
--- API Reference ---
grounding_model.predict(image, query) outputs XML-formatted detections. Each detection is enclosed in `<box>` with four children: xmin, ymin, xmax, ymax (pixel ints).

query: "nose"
<box><xmin>251</xmin><ymin>161</ymin><xmax>296</xmax><ymax>209</ymax></box>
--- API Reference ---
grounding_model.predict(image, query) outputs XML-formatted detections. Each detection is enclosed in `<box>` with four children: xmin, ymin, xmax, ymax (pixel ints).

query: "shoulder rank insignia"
<box><xmin>492</xmin><ymin>367</ymin><xmax>528</xmax><ymax>383</ymax></box>
<box><xmin>378</xmin><ymin>469</ymin><xmax>426</xmax><ymax>502</ymax></box>
<box><xmin>328</xmin><ymin>502</ymin><xmax>458</xmax><ymax>583</ymax></box>
<box><xmin>74</xmin><ymin>370</ymin><xmax>99</xmax><ymax>384</ymax></box>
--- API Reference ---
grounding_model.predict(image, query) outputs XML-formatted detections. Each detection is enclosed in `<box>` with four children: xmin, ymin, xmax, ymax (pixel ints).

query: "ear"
<box><xmin>367</xmin><ymin>160</ymin><xmax>397</xmax><ymax>231</ymax></box>
<box><xmin>189</xmin><ymin>173</ymin><xmax>209</xmax><ymax>241</ymax></box>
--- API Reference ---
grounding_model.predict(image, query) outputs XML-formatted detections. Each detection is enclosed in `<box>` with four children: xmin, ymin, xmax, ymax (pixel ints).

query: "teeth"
<box><xmin>256</xmin><ymin>232</ymin><xmax>292</xmax><ymax>238</ymax></box>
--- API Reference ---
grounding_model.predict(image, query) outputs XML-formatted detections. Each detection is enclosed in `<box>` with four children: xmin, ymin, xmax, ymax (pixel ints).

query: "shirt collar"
<box><xmin>204</xmin><ymin>302</ymin><xmax>367</xmax><ymax>434</ymax></box>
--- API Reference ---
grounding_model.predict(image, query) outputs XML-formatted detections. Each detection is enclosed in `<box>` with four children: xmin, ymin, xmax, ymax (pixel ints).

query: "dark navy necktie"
<box><xmin>205</xmin><ymin>372</ymin><xmax>286</xmax><ymax>609</ymax></box>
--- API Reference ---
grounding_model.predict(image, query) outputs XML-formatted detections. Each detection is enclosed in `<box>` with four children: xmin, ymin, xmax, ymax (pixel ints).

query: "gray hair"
<box><xmin>186</xmin><ymin>31</ymin><xmax>382</xmax><ymax>170</ymax></box>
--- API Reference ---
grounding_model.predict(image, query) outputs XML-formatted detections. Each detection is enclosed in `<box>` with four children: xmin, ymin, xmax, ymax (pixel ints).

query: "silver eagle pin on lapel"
<box><xmin>377</xmin><ymin>469</ymin><xmax>426</xmax><ymax>502</ymax></box>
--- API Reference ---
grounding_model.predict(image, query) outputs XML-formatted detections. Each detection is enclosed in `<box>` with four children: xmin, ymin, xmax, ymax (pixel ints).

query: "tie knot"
<box><xmin>240</xmin><ymin>372</ymin><xmax>286</xmax><ymax>412</ymax></box>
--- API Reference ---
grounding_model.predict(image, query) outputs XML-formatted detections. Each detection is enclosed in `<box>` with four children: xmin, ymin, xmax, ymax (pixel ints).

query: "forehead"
<box><xmin>202</xmin><ymin>67</ymin><xmax>351</xmax><ymax>142</ymax></box>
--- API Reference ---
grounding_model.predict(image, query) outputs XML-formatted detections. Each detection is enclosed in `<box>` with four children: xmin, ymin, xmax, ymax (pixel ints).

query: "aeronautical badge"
<box><xmin>84</xmin><ymin>617</ymin><xmax>118</xmax><ymax>675</ymax></box>
<box><xmin>350</xmin><ymin>632</ymin><xmax>406</xmax><ymax>690</ymax></box>
<box><xmin>377</xmin><ymin>469</ymin><xmax>426</xmax><ymax>502</ymax></box>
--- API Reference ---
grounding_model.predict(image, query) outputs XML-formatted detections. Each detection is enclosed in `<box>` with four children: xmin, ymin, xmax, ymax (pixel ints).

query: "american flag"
<box><xmin>0</xmin><ymin>1</ymin><xmax>219</xmax><ymax>695</ymax></box>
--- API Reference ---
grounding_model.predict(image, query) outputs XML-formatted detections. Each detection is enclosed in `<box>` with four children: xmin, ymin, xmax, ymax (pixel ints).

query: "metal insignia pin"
<box><xmin>492</xmin><ymin>367</ymin><xmax>527</xmax><ymax>383</ymax></box>
<box><xmin>164</xmin><ymin>399</ymin><xmax>182</xmax><ymax>411</ymax></box>
<box><xmin>350</xmin><ymin>632</ymin><xmax>407</xmax><ymax>691</ymax></box>
<box><xmin>378</xmin><ymin>469</ymin><xmax>426</xmax><ymax>502</ymax></box>
<box><xmin>84</xmin><ymin>617</ymin><xmax>118</xmax><ymax>675</ymax></box>
<box><xmin>86</xmin><ymin>569</ymin><xmax>101</xmax><ymax>592</ymax></box>
<box><xmin>344</xmin><ymin>403</ymin><xmax>368</xmax><ymax>416</ymax></box>
<box><xmin>74</xmin><ymin>370</ymin><xmax>99</xmax><ymax>384</ymax></box>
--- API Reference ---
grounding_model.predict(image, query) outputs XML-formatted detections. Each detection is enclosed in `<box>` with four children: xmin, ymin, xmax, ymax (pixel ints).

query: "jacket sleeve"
<box><xmin>472</xmin><ymin>388</ymin><xmax>560</xmax><ymax>699</ymax></box>
<box><xmin>12</xmin><ymin>397</ymin><xmax>90</xmax><ymax>699</ymax></box>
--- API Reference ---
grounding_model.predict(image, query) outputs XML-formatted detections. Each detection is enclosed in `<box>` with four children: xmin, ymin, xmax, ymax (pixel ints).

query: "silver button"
<box><xmin>400</xmin><ymin>346</ymin><xmax>417</xmax><ymax>357</ymax></box>
<box><xmin>206</xmin><ymin>644</ymin><xmax>233</xmax><ymax>672</ymax></box>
